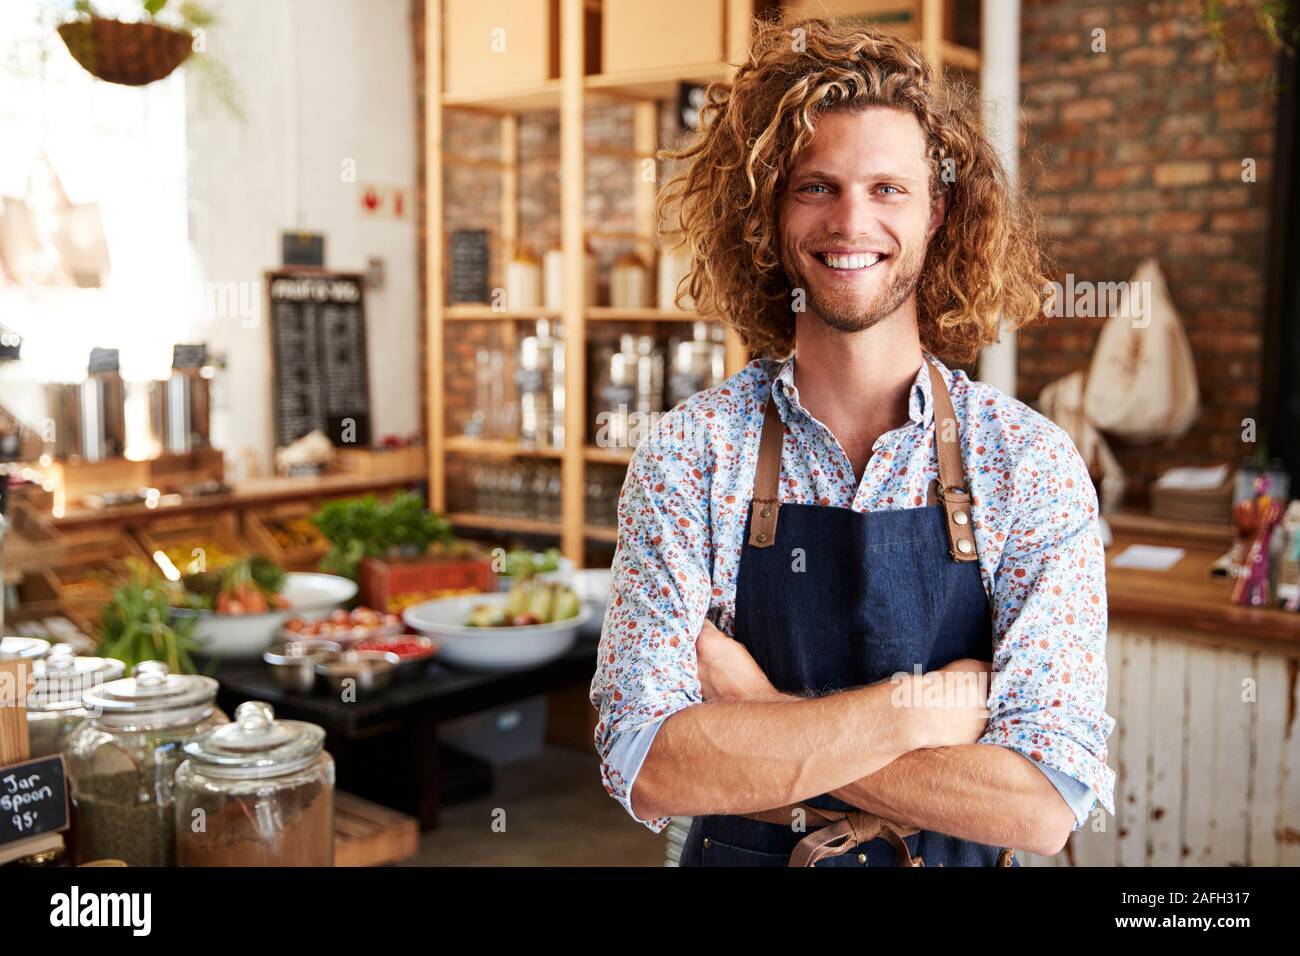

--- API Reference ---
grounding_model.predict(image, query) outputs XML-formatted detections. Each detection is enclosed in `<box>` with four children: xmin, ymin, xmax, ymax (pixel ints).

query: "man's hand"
<box><xmin>904</xmin><ymin>657</ymin><xmax>993</xmax><ymax>750</ymax></box>
<box><xmin>695</xmin><ymin>619</ymin><xmax>786</xmax><ymax>703</ymax></box>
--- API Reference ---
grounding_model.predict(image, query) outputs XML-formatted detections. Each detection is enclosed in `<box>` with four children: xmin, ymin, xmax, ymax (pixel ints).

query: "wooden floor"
<box><xmin>397</xmin><ymin>746</ymin><xmax>667</xmax><ymax>867</ymax></box>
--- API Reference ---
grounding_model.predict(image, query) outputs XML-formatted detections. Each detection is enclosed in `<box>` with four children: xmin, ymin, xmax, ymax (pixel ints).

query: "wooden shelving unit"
<box><xmin>423</xmin><ymin>0</ymin><xmax>981</xmax><ymax>565</ymax></box>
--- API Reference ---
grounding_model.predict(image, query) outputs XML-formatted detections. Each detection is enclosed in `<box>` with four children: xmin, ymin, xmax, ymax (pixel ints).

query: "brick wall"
<box><xmin>1018</xmin><ymin>0</ymin><xmax>1277</xmax><ymax>501</ymax></box>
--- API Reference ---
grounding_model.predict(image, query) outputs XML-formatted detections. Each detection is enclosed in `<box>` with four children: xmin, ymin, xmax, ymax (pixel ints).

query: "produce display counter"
<box><xmin>207</xmin><ymin>626</ymin><xmax>601</xmax><ymax>831</ymax></box>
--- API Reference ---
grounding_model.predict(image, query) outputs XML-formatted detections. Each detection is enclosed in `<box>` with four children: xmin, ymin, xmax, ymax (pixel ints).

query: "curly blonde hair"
<box><xmin>659</xmin><ymin>18</ymin><xmax>1048</xmax><ymax>364</ymax></box>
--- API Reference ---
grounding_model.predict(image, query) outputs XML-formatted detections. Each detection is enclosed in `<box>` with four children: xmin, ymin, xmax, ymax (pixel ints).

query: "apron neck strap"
<box><xmin>747</xmin><ymin>359</ymin><xmax>979</xmax><ymax>562</ymax></box>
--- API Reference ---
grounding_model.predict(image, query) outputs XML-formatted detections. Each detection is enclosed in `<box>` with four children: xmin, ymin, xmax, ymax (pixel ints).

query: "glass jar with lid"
<box><xmin>27</xmin><ymin>643</ymin><xmax>124</xmax><ymax>759</ymax></box>
<box><xmin>65</xmin><ymin>660</ymin><xmax>226</xmax><ymax>867</ymax></box>
<box><xmin>174</xmin><ymin>701</ymin><xmax>334</xmax><ymax>866</ymax></box>
<box><xmin>0</xmin><ymin>635</ymin><xmax>50</xmax><ymax>660</ymax></box>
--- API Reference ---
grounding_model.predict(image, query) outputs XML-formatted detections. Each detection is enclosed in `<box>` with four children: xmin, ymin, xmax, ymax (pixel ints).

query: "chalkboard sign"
<box><xmin>172</xmin><ymin>343</ymin><xmax>208</xmax><ymax>369</ymax></box>
<box><xmin>268</xmin><ymin>271</ymin><xmax>372</xmax><ymax>448</ymax></box>
<box><xmin>450</xmin><ymin>229</ymin><xmax>490</xmax><ymax>304</ymax></box>
<box><xmin>0</xmin><ymin>755</ymin><xmax>70</xmax><ymax>846</ymax></box>
<box><xmin>282</xmin><ymin>231</ymin><xmax>326</xmax><ymax>268</ymax></box>
<box><xmin>88</xmin><ymin>347</ymin><xmax>120</xmax><ymax>375</ymax></box>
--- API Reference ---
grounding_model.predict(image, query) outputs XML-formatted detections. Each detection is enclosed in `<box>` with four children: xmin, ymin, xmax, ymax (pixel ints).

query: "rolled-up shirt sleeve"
<box><xmin>589</xmin><ymin>427</ymin><xmax>713</xmax><ymax>833</ymax></box>
<box><xmin>978</xmin><ymin>425</ymin><xmax>1117</xmax><ymax>817</ymax></box>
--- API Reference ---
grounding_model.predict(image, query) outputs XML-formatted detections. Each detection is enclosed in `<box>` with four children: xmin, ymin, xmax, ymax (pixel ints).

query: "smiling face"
<box><xmin>779</xmin><ymin>106</ymin><xmax>945</xmax><ymax>335</ymax></box>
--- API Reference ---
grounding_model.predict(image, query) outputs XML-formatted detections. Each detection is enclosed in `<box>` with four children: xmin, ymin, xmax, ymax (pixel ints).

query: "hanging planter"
<box><xmin>58</xmin><ymin>16</ymin><xmax>193</xmax><ymax>87</ymax></box>
<box><xmin>56</xmin><ymin>1</ymin><xmax>209</xmax><ymax>88</ymax></box>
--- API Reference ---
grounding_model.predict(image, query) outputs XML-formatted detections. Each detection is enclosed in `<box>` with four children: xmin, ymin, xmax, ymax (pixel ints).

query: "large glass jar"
<box><xmin>65</xmin><ymin>660</ymin><xmax>226</xmax><ymax>867</ymax></box>
<box><xmin>27</xmin><ymin>644</ymin><xmax>124</xmax><ymax>759</ymax></box>
<box><xmin>175</xmin><ymin>701</ymin><xmax>334</xmax><ymax>866</ymax></box>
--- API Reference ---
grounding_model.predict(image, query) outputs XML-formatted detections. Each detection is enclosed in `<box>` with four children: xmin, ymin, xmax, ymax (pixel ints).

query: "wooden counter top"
<box><xmin>1106</xmin><ymin>531</ymin><xmax>1300</xmax><ymax>653</ymax></box>
<box><xmin>51</xmin><ymin>469</ymin><xmax>426</xmax><ymax>528</ymax></box>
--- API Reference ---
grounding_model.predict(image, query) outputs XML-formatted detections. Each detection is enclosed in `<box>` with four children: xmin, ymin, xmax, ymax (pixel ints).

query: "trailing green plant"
<box><xmin>97</xmin><ymin>559</ymin><xmax>200</xmax><ymax>674</ymax></box>
<box><xmin>311</xmin><ymin>491</ymin><xmax>454</xmax><ymax>579</ymax></box>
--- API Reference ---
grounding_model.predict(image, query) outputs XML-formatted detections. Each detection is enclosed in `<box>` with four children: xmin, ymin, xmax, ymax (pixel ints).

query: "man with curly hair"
<box><xmin>590</xmin><ymin>18</ymin><xmax>1115</xmax><ymax>867</ymax></box>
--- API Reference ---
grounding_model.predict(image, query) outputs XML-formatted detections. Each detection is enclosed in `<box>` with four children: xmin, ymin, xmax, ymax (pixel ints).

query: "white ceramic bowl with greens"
<box><xmin>175</xmin><ymin>573</ymin><xmax>357</xmax><ymax>659</ymax></box>
<box><xmin>402</xmin><ymin>593</ymin><xmax>589</xmax><ymax>671</ymax></box>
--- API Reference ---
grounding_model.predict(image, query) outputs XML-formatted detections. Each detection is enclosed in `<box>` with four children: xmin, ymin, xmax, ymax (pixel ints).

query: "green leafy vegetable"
<box><xmin>97</xmin><ymin>560</ymin><xmax>199</xmax><ymax>675</ymax></box>
<box><xmin>311</xmin><ymin>492</ymin><xmax>453</xmax><ymax>579</ymax></box>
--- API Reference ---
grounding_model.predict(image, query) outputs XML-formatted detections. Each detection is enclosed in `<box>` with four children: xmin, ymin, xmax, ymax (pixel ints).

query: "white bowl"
<box><xmin>571</xmin><ymin>568</ymin><xmax>612</xmax><ymax>618</ymax></box>
<box><xmin>403</xmin><ymin>593</ymin><xmax>589</xmax><ymax>671</ymax></box>
<box><xmin>176</xmin><ymin>573</ymin><xmax>358</xmax><ymax>659</ymax></box>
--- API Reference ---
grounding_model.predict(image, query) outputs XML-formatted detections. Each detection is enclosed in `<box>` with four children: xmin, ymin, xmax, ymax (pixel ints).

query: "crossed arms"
<box><xmin>629</xmin><ymin>620</ymin><xmax>1076</xmax><ymax>857</ymax></box>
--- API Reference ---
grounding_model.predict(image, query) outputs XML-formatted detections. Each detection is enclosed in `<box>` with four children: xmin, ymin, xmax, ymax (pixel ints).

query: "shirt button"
<box><xmin>857</xmin><ymin>853</ymin><xmax>867</xmax><ymax>864</ymax></box>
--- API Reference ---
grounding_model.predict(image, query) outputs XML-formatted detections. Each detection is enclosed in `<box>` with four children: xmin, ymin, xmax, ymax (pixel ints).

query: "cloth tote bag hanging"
<box><xmin>1036</xmin><ymin>369</ymin><xmax>1127</xmax><ymax>512</ymax></box>
<box><xmin>1082</xmin><ymin>257</ymin><xmax>1199</xmax><ymax>442</ymax></box>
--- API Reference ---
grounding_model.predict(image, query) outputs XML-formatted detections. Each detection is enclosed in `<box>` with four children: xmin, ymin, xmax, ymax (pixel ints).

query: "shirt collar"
<box><xmin>765</xmin><ymin>352</ymin><xmax>951</xmax><ymax>429</ymax></box>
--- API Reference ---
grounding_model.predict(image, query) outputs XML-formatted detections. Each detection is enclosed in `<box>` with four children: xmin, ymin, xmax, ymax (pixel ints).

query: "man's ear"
<box><xmin>926</xmin><ymin>190</ymin><xmax>948</xmax><ymax>242</ymax></box>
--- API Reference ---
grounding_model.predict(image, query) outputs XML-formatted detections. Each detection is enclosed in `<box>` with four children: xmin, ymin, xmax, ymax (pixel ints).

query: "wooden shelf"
<box><xmin>444</xmin><ymin>304</ymin><xmax>561</xmax><ymax>321</ymax></box>
<box><xmin>584</xmin><ymin>524</ymin><xmax>619</xmax><ymax>544</ymax></box>
<box><xmin>441</xmin><ymin>79</ymin><xmax>563</xmax><ymax>113</ymax></box>
<box><xmin>445</xmin><ymin>436</ymin><xmax>564</xmax><ymax>459</ymax></box>
<box><xmin>447</xmin><ymin>512</ymin><xmax>563</xmax><ymax>536</ymax></box>
<box><xmin>587</xmin><ymin>307</ymin><xmax>713</xmax><ymax>322</ymax></box>
<box><xmin>584</xmin><ymin>61</ymin><xmax>731</xmax><ymax>101</ymax></box>
<box><xmin>584</xmin><ymin>445</ymin><xmax>634</xmax><ymax>465</ymax></box>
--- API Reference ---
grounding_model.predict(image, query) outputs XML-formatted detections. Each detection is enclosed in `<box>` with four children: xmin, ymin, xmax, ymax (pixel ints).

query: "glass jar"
<box><xmin>174</xmin><ymin>701</ymin><xmax>334</xmax><ymax>866</ymax></box>
<box><xmin>65</xmin><ymin>660</ymin><xmax>226</xmax><ymax>867</ymax></box>
<box><xmin>0</xmin><ymin>635</ymin><xmax>50</xmax><ymax>660</ymax></box>
<box><xmin>27</xmin><ymin>643</ymin><xmax>124</xmax><ymax>759</ymax></box>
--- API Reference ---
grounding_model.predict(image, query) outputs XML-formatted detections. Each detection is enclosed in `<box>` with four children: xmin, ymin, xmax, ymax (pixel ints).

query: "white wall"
<box><xmin>187</xmin><ymin>0</ymin><xmax>419</xmax><ymax>477</ymax></box>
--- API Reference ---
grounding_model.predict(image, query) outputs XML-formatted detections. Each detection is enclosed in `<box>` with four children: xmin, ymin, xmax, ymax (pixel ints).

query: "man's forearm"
<box><xmin>630</xmin><ymin>682</ymin><xmax>920</xmax><ymax>821</ymax></box>
<box><xmin>827</xmin><ymin>744</ymin><xmax>1076</xmax><ymax>856</ymax></box>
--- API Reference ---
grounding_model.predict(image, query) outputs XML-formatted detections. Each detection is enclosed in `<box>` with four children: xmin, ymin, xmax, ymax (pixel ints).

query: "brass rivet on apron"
<box><xmin>702</xmin><ymin>838</ymin><xmax>711</xmax><ymax>849</ymax></box>
<box><xmin>757</xmin><ymin>533</ymin><xmax>767</xmax><ymax>543</ymax></box>
<box><xmin>760</xmin><ymin>508</ymin><xmax>771</xmax><ymax>519</ymax></box>
<box><xmin>953</xmin><ymin>510</ymin><xmax>969</xmax><ymax>526</ymax></box>
<box><xmin>957</xmin><ymin>538</ymin><xmax>973</xmax><ymax>554</ymax></box>
<box><xmin>856</xmin><ymin>853</ymin><xmax>867</xmax><ymax>864</ymax></box>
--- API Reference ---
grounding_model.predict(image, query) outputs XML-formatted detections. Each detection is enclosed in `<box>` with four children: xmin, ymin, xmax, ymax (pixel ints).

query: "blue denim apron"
<box><xmin>679</xmin><ymin>362</ymin><xmax>1017</xmax><ymax>867</ymax></box>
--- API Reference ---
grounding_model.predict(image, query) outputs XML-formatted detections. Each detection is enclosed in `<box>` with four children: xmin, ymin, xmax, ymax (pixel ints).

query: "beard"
<box><xmin>780</xmin><ymin>232</ymin><xmax>927</xmax><ymax>334</ymax></box>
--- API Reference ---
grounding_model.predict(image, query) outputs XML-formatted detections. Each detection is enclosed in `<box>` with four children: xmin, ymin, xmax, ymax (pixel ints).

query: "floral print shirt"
<box><xmin>589</xmin><ymin>353</ymin><xmax>1117</xmax><ymax>834</ymax></box>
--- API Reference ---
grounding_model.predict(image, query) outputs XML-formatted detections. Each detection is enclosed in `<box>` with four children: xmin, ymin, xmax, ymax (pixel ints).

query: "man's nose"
<box><xmin>823</xmin><ymin>186</ymin><xmax>881</xmax><ymax>240</ymax></box>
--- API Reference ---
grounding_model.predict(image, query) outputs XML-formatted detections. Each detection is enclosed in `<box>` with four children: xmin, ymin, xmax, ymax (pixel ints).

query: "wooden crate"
<box><xmin>48</xmin><ymin>457</ymin><xmax>151</xmax><ymax>512</ymax></box>
<box><xmin>444</xmin><ymin>0</ymin><xmax>555</xmax><ymax>93</ymax></box>
<box><xmin>148</xmin><ymin>447</ymin><xmax>225</xmax><ymax>493</ymax></box>
<box><xmin>244</xmin><ymin>502</ymin><xmax>328</xmax><ymax>571</ymax></box>
<box><xmin>3</xmin><ymin>497</ymin><xmax>66</xmax><ymax>582</ymax></box>
<box><xmin>603</xmin><ymin>0</ymin><xmax>724</xmax><ymax>73</ymax></box>
<box><xmin>130</xmin><ymin>511</ymin><xmax>248</xmax><ymax>577</ymax></box>
<box><xmin>359</xmin><ymin>555</ymin><xmax>495</xmax><ymax>614</ymax></box>
<box><xmin>333</xmin><ymin>791</ymin><xmax>419</xmax><ymax>867</ymax></box>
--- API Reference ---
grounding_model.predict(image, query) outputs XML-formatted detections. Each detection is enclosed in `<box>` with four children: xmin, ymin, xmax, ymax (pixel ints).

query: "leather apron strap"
<box><xmin>747</xmin><ymin>359</ymin><xmax>978</xmax><ymax>563</ymax></box>
<box><xmin>741</xmin><ymin>804</ymin><xmax>925</xmax><ymax>867</ymax></box>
